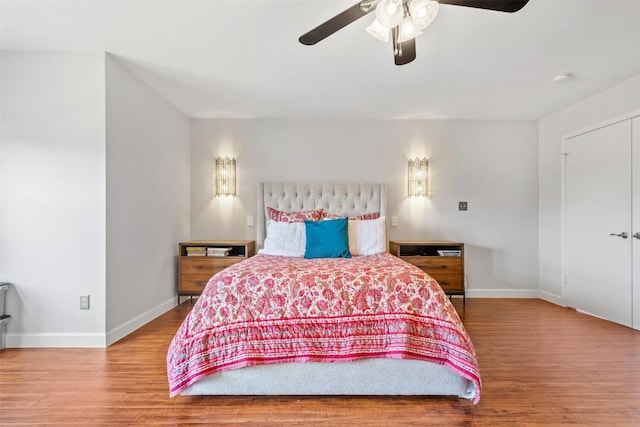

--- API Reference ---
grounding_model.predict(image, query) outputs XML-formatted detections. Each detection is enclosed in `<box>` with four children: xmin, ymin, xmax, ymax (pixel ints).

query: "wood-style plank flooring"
<box><xmin>1</xmin><ymin>299</ymin><xmax>639</xmax><ymax>426</ymax></box>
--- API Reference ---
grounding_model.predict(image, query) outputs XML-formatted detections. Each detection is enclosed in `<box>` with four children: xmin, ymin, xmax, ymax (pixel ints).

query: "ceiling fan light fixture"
<box><xmin>409</xmin><ymin>0</ymin><xmax>439</xmax><ymax>30</ymax></box>
<box><xmin>397</xmin><ymin>15</ymin><xmax>423</xmax><ymax>42</ymax></box>
<box><xmin>298</xmin><ymin>0</ymin><xmax>530</xmax><ymax>66</ymax></box>
<box><xmin>375</xmin><ymin>0</ymin><xmax>404</xmax><ymax>28</ymax></box>
<box><xmin>366</xmin><ymin>19</ymin><xmax>390</xmax><ymax>42</ymax></box>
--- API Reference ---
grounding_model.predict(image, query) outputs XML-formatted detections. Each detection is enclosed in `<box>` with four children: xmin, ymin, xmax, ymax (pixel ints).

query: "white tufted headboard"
<box><xmin>257</xmin><ymin>182</ymin><xmax>387</xmax><ymax>247</ymax></box>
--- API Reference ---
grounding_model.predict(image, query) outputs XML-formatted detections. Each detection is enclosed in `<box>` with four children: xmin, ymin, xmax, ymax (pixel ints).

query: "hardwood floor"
<box><xmin>1</xmin><ymin>298</ymin><xmax>639</xmax><ymax>426</ymax></box>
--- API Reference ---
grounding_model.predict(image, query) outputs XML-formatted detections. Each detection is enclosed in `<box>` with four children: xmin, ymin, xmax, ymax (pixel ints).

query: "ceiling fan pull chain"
<box><xmin>393</xmin><ymin>26</ymin><xmax>398</xmax><ymax>55</ymax></box>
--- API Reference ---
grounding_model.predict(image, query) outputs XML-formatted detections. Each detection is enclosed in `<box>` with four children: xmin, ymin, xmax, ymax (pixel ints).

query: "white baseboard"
<box><xmin>465</xmin><ymin>289</ymin><xmax>540</xmax><ymax>298</ymax></box>
<box><xmin>3</xmin><ymin>296</ymin><xmax>178</xmax><ymax>348</ymax></box>
<box><xmin>3</xmin><ymin>291</ymin><xmax>568</xmax><ymax>348</ymax></box>
<box><xmin>106</xmin><ymin>296</ymin><xmax>178</xmax><ymax>346</ymax></box>
<box><xmin>5</xmin><ymin>332</ymin><xmax>106</xmax><ymax>348</ymax></box>
<box><xmin>538</xmin><ymin>290</ymin><xmax>566</xmax><ymax>306</ymax></box>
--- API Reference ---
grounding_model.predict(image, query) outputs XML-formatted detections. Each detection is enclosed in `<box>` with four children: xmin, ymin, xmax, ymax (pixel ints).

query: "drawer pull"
<box><xmin>439</xmin><ymin>281</ymin><xmax>450</xmax><ymax>285</ymax></box>
<box><xmin>429</xmin><ymin>265</ymin><xmax>449</xmax><ymax>269</ymax></box>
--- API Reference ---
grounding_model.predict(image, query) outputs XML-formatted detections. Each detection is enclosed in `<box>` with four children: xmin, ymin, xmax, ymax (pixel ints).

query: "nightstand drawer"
<box><xmin>404</xmin><ymin>257</ymin><xmax>463</xmax><ymax>291</ymax></box>
<box><xmin>423</xmin><ymin>271</ymin><xmax>462</xmax><ymax>292</ymax></box>
<box><xmin>403</xmin><ymin>257</ymin><xmax>462</xmax><ymax>271</ymax></box>
<box><xmin>180</xmin><ymin>274</ymin><xmax>220</xmax><ymax>293</ymax></box>
<box><xmin>180</xmin><ymin>258</ymin><xmax>241</xmax><ymax>275</ymax></box>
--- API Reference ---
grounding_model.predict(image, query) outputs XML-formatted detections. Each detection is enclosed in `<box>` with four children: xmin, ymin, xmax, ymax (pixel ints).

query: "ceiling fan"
<box><xmin>299</xmin><ymin>0</ymin><xmax>530</xmax><ymax>66</ymax></box>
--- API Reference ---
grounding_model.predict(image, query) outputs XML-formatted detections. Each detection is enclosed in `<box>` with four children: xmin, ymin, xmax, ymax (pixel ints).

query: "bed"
<box><xmin>167</xmin><ymin>182</ymin><xmax>481</xmax><ymax>403</ymax></box>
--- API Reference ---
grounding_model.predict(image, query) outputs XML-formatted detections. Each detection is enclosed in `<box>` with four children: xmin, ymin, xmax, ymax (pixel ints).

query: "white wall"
<box><xmin>0</xmin><ymin>51</ymin><xmax>107</xmax><ymax>346</ymax></box>
<box><xmin>0</xmin><ymin>51</ymin><xmax>191</xmax><ymax>347</ymax></box>
<box><xmin>104</xmin><ymin>55</ymin><xmax>190</xmax><ymax>344</ymax></box>
<box><xmin>538</xmin><ymin>74</ymin><xmax>640</xmax><ymax>304</ymax></box>
<box><xmin>191</xmin><ymin>119</ymin><xmax>540</xmax><ymax>295</ymax></box>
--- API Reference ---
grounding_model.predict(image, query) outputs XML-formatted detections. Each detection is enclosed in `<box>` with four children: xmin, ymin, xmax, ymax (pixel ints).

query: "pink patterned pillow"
<box><xmin>267</xmin><ymin>206</ymin><xmax>324</xmax><ymax>223</ymax></box>
<box><xmin>322</xmin><ymin>212</ymin><xmax>381</xmax><ymax>221</ymax></box>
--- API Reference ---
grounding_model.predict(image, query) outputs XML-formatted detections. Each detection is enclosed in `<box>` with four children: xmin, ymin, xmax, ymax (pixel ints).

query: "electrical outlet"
<box><xmin>80</xmin><ymin>295</ymin><xmax>90</xmax><ymax>310</ymax></box>
<box><xmin>458</xmin><ymin>201</ymin><xmax>468</xmax><ymax>211</ymax></box>
<box><xmin>247</xmin><ymin>216</ymin><xmax>254</xmax><ymax>227</ymax></box>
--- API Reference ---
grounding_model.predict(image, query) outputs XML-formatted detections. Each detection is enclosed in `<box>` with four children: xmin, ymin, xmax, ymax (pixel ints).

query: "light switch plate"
<box><xmin>247</xmin><ymin>216</ymin><xmax>254</xmax><ymax>226</ymax></box>
<box><xmin>391</xmin><ymin>216</ymin><xmax>399</xmax><ymax>227</ymax></box>
<box><xmin>80</xmin><ymin>295</ymin><xmax>90</xmax><ymax>310</ymax></box>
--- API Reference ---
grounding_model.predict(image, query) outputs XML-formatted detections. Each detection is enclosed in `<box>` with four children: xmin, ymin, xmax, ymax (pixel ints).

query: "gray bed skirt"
<box><xmin>181</xmin><ymin>358</ymin><xmax>476</xmax><ymax>401</ymax></box>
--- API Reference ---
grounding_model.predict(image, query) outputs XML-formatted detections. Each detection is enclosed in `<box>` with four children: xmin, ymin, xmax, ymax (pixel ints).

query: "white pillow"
<box><xmin>259</xmin><ymin>221</ymin><xmax>306</xmax><ymax>257</ymax></box>
<box><xmin>348</xmin><ymin>216</ymin><xmax>386</xmax><ymax>256</ymax></box>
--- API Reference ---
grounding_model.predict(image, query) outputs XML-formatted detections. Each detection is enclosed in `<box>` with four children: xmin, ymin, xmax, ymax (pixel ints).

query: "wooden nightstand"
<box><xmin>178</xmin><ymin>240</ymin><xmax>256</xmax><ymax>298</ymax></box>
<box><xmin>389</xmin><ymin>240</ymin><xmax>465</xmax><ymax>304</ymax></box>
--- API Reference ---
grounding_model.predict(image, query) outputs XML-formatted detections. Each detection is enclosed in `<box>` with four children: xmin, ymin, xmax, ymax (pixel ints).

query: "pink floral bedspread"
<box><xmin>167</xmin><ymin>253</ymin><xmax>481</xmax><ymax>402</ymax></box>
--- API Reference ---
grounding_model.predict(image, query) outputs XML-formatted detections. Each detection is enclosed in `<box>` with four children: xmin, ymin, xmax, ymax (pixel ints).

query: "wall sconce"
<box><xmin>408</xmin><ymin>157</ymin><xmax>429</xmax><ymax>197</ymax></box>
<box><xmin>215</xmin><ymin>156</ymin><xmax>236</xmax><ymax>197</ymax></box>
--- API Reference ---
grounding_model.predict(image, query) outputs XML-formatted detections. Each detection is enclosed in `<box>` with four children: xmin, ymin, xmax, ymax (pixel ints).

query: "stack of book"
<box><xmin>437</xmin><ymin>250</ymin><xmax>461</xmax><ymax>257</ymax></box>
<box><xmin>185</xmin><ymin>247</ymin><xmax>206</xmax><ymax>256</ymax></box>
<box><xmin>207</xmin><ymin>247</ymin><xmax>232</xmax><ymax>257</ymax></box>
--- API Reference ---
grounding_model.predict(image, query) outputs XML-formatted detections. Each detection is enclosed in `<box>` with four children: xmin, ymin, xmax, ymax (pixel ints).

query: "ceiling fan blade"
<box><xmin>299</xmin><ymin>2</ymin><xmax>375</xmax><ymax>45</ymax></box>
<box><xmin>438</xmin><ymin>0</ymin><xmax>529</xmax><ymax>13</ymax></box>
<box><xmin>392</xmin><ymin>30</ymin><xmax>416</xmax><ymax>66</ymax></box>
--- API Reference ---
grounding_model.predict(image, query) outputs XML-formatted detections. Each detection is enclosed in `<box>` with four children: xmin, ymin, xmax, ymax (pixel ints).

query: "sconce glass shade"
<box><xmin>408</xmin><ymin>157</ymin><xmax>429</xmax><ymax>197</ymax></box>
<box><xmin>215</xmin><ymin>156</ymin><xmax>236</xmax><ymax>197</ymax></box>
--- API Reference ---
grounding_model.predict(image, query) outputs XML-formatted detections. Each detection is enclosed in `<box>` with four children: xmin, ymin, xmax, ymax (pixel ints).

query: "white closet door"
<box><xmin>633</xmin><ymin>116</ymin><xmax>640</xmax><ymax>330</ymax></box>
<box><xmin>565</xmin><ymin>120</ymin><xmax>633</xmax><ymax>327</ymax></box>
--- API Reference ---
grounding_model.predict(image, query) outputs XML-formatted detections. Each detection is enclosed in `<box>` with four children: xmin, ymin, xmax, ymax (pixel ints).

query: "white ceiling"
<box><xmin>2</xmin><ymin>0</ymin><xmax>640</xmax><ymax>120</ymax></box>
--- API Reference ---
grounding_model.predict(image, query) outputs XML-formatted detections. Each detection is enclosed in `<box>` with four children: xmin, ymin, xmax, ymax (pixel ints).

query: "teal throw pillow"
<box><xmin>304</xmin><ymin>218</ymin><xmax>352</xmax><ymax>259</ymax></box>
